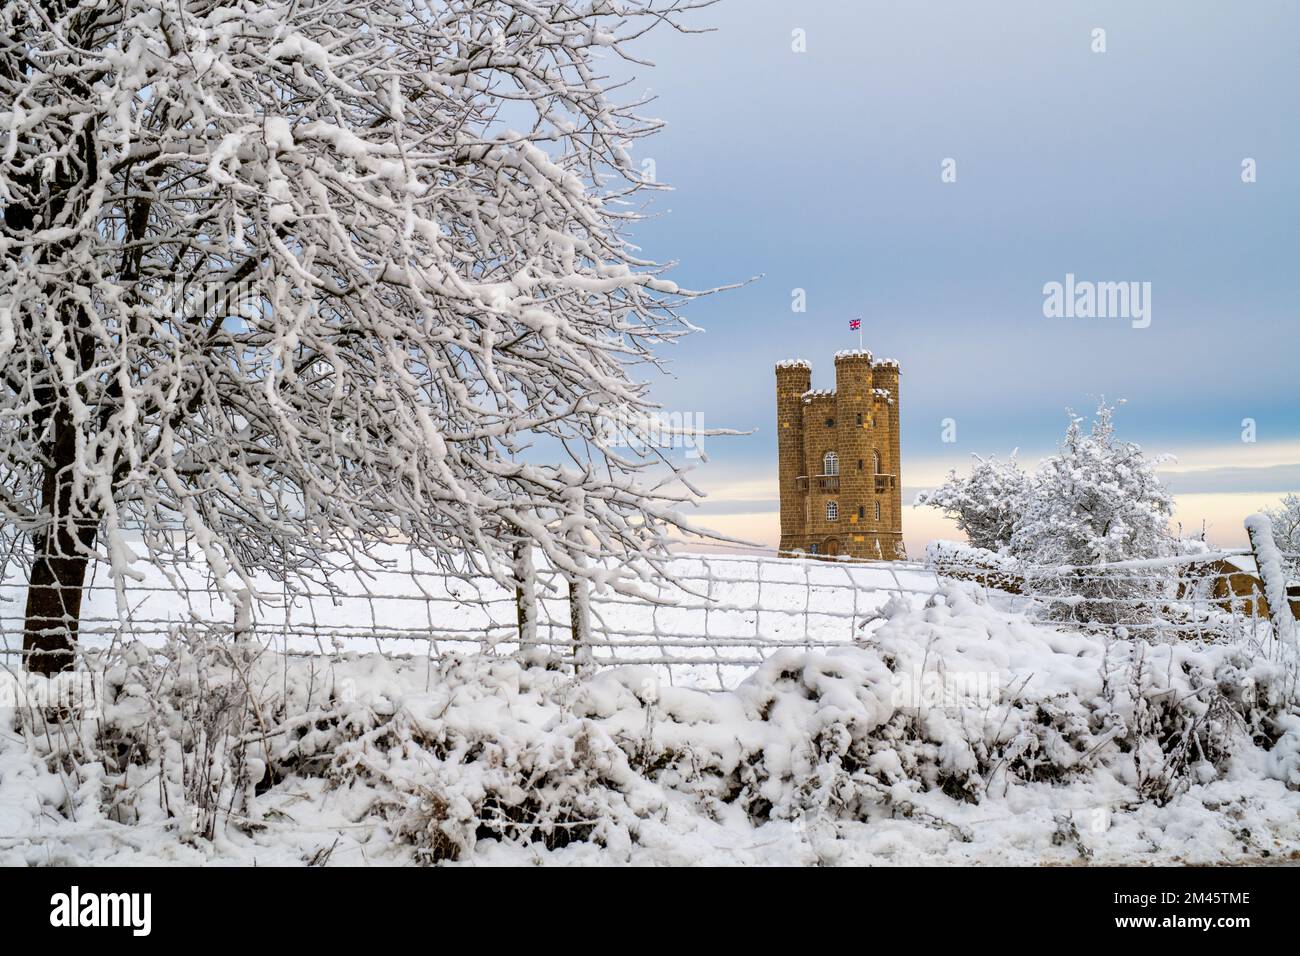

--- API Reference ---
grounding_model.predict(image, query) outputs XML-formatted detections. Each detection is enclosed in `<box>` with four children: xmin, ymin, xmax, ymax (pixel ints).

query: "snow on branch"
<box><xmin>0</xmin><ymin>0</ymin><xmax>727</xmax><ymax>651</ymax></box>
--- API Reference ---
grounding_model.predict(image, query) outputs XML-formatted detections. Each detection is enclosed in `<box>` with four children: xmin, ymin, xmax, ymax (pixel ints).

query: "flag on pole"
<box><xmin>848</xmin><ymin>319</ymin><xmax>861</xmax><ymax>330</ymax></box>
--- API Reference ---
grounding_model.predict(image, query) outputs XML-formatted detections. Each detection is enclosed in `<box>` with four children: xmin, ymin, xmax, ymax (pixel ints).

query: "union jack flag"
<box><xmin>848</xmin><ymin>319</ymin><xmax>861</xmax><ymax>331</ymax></box>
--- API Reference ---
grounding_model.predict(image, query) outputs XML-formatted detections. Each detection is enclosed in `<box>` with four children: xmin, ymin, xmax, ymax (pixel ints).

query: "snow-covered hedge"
<box><xmin>3</xmin><ymin>585</ymin><xmax>1297</xmax><ymax>864</ymax></box>
<box><xmin>925</xmin><ymin>540</ymin><xmax>1026</xmax><ymax>594</ymax></box>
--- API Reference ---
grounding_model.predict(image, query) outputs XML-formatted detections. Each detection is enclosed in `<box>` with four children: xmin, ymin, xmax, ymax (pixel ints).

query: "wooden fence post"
<box><xmin>513</xmin><ymin>538</ymin><xmax>537</xmax><ymax>653</ymax></box>
<box><xmin>568</xmin><ymin>559</ymin><xmax>592</xmax><ymax>675</ymax></box>
<box><xmin>1245</xmin><ymin>514</ymin><xmax>1297</xmax><ymax>647</ymax></box>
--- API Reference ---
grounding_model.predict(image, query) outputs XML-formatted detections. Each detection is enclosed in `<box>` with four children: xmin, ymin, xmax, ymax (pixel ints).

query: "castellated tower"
<box><xmin>775</xmin><ymin>350</ymin><xmax>905</xmax><ymax>561</ymax></box>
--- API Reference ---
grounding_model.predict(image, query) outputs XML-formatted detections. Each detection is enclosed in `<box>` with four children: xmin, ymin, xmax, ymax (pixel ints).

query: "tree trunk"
<box><xmin>22</xmin><ymin>535</ymin><xmax>94</xmax><ymax>676</ymax></box>
<box><xmin>22</xmin><ymin>410</ymin><xmax>98</xmax><ymax>676</ymax></box>
<box><xmin>5</xmin><ymin>31</ymin><xmax>105</xmax><ymax>676</ymax></box>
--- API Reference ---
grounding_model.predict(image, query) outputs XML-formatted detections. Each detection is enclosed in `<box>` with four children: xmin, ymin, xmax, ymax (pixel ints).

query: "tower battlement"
<box><xmin>774</xmin><ymin>351</ymin><xmax>905</xmax><ymax>561</ymax></box>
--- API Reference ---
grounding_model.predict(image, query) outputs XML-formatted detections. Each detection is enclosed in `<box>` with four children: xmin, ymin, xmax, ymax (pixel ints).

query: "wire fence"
<box><xmin>928</xmin><ymin>538</ymin><xmax>1300</xmax><ymax>648</ymax></box>
<box><xmin>0</xmin><ymin>547</ymin><xmax>940</xmax><ymax>690</ymax></box>
<box><xmin>3</xmin><ymin>521</ymin><xmax>1296</xmax><ymax>690</ymax></box>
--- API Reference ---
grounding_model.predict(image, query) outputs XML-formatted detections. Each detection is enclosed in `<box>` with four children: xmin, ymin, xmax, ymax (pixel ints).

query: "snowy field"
<box><xmin>1</xmin><ymin>548</ymin><xmax>940</xmax><ymax>690</ymax></box>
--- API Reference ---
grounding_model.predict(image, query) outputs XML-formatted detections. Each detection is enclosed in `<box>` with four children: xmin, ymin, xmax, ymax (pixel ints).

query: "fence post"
<box><xmin>1245</xmin><ymin>514</ymin><xmax>1297</xmax><ymax>647</ymax></box>
<box><xmin>563</xmin><ymin>521</ymin><xmax>593</xmax><ymax>673</ymax></box>
<box><xmin>568</xmin><ymin>564</ymin><xmax>592</xmax><ymax>675</ymax></box>
<box><xmin>513</xmin><ymin>538</ymin><xmax>537</xmax><ymax>652</ymax></box>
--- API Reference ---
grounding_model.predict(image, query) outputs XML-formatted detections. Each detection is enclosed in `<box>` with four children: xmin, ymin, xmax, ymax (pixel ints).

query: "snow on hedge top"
<box><xmin>925</xmin><ymin>539</ymin><xmax>1018</xmax><ymax>570</ymax></box>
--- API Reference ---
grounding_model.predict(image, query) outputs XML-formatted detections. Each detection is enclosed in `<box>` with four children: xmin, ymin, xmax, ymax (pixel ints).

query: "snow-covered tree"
<box><xmin>915</xmin><ymin>454</ymin><xmax>1031</xmax><ymax>552</ymax></box>
<box><xmin>1010</xmin><ymin>401</ymin><xmax>1175</xmax><ymax>624</ymax></box>
<box><xmin>1010</xmin><ymin>402</ymin><xmax>1173</xmax><ymax>566</ymax></box>
<box><xmin>1260</xmin><ymin>494</ymin><xmax>1300</xmax><ymax>580</ymax></box>
<box><xmin>0</xmin><ymin>0</ymin><xmax>721</xmax><ymax>673</ymax></box>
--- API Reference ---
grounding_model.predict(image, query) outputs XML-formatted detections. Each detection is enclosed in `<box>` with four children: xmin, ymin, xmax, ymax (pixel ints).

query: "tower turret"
<box><xmin>870</xmin><ymin>359</ymin><xmax>905</xmax><ymax>558</ymax></box>
<box><xmin>775</xmin><ymin>360</ymin><xmax>811</xmax><ymax>554</ymax></box>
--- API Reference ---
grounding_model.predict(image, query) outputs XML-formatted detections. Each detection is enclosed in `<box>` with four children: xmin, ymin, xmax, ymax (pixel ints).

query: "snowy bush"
<box><xmin>1010</xmin><ymin>402</ymin><xmax>1174</xmax><ymax>567</ymax></box>
<box><xmin>1010</xmin><ymin>403</ymin><xmax>1175</xmax><ymax>625</ymax></box>
<box><xmin>314</xmin><ymin>656</ymin><xmax>667</xmax><ymax>862</ymax></box>
<box><xmin>5</xmin><ymin>584</ymin><xmax>1294</xmax><ymax>865</ymax></box>
<box><xmin>1260</xmin><ymin>494</ymin><xmax>1300</xmax><ymax>580</ymax></box>
<box><xmin>921</xmin><ymin>402</ymin><xmax>1177</xmax><ymax>627</ymax></box>
<box><xmin>925</xmin><ymin>540</ymin><xmax>1026</xmax><ymax>593</ymax></box>
<box><xmin>916</xmin><ymin>455</ymin><xmax>1032</xmax><ymax>552</ymax></box>
<box><xmin>4</xmin><ymin>630</ymin><xmax>288</xmax><ymax>842</ymax></box>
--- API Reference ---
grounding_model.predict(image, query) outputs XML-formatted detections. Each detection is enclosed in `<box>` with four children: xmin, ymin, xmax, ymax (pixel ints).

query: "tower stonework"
<box><xmin>775</xmin><ymin>350</ymin><xmax>906</xmax><ymax>561</ymax></box>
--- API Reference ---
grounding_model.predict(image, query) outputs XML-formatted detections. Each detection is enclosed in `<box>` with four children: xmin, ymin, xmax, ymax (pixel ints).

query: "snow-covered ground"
<box><xmin>2</xmin><ymin>549</ymin><xmax>939</xmax><ymax>690</ymax></box>
<box><xmin>3</xmin><ymin>580</ymin><xmax>1297</xmax><ymax>867</ymax></box>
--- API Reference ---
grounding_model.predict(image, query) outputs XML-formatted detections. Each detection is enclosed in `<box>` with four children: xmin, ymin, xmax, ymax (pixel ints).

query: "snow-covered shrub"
<box><xmin>723</xmin><ymin>588</ymin><xmax>1296</xmax><ymax>813</ymax></box>
<box><xmin>1012</xmin><ymin>402</ymin><xmax>1175</xmax><ymax>626</ymax></box>
<box><xmin>919</xmin><ymin>404</ymin><xmax>1178</xmax><ymax>629</ymax></box>
<box><xmin>3</xmin><ymin>587</ymin><xmax>1296</xmax><ymax>864</ymax></box>
<box><xmin>915</xmin><ymin>455</ymin><xmax>1032</xmax><ymax>552</ymax></box>
<box><xmin>584</xmin><ymin>588</ymin><xmax>1299</xmax><ymax>824</ymax></box>
<box><xmin>8</xmin><ymin>629</ymin><xmax>346</xmax><ymax>843</ymax></box>
<box><xmin>925</xmin><ymin>540</ymin><xmax>1026</xmax><ymax>593</ymax></box>
<box><xmin>1260</xmin><ymin>494</ymin><xmax>1300</xmax><ymax>580</ymax></box>
<box><xmin>1011</xmin><ymin>402</ymin><xmax>1173</xmax><ymax>568</ymax></box>
<box><xmin>313</xmin><ymin>657</ymin><xmax>666</xmax><ymax>863</ymax></box>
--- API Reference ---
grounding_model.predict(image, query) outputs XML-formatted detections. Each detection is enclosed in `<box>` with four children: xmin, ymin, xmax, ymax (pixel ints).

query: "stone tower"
<box><xmin>775</xmin><ymin>350</ymin><xmax>905</xmax><ymax>560</ymax></box>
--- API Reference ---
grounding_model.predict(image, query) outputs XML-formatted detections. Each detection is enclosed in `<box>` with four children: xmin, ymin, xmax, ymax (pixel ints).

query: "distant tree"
<box><xmin>1010</xmin><ymin>401</ymin><xmax>1175</xmax><ymax>624</ymax></box>
<box><xmin>915</xmin><ymin>454</ymin><xmax>1031</xmax><ymax>552</ymax></box>
<box><xmin>1260</xmin><ymin>493</ymin><xmax>1300</xmax><ymax>579</ymax></box>
<box><xmin>0</xmin><ymin>0</ymin><xmax>718</xmax><ymax>673</ymax></box>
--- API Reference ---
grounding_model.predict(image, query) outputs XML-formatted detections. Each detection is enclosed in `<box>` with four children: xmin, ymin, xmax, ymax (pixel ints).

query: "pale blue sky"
<box><xmin>617</xmin><ymin>1</ymin><xmax>1299</xmax><ymax>548</ymax></box>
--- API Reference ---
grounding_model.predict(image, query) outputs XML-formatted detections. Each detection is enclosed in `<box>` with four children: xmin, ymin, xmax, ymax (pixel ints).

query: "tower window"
<box><xmin>857</xmin><ymin>458</ymin><xmax>864</xmax><ymax>471</ymax></box>
<box><xmin>823</xmin><ymin>451</ymin><xmax>839</xmax><ymax>476</ymax></box>
<box><xmin>873</xmin><ymin>450</ymin><xmax>881</xmax><ymax>474</ymax></box>
<box><xmin>874</xmin><ymin>501</ymin><xmax>882</xmax><ymax>521</ymax></box>
<box><xmin>826</xmin><ymin>501</ymin><xmax>839</xmax><ymax>521</ymax></box>
<box><xmin>857</xmin><ymin>505</ymin><xmax>864</xmax><ymax>519</ymax></box>
<box><xmin>825</xmin><ymin>417</ymin><xmax>835</xmax><ymax>428</ymax></box>
<box><xmin>856</xmin><ymin>412</ymin><xmax>863</xmax><ymax>426</ymax></box>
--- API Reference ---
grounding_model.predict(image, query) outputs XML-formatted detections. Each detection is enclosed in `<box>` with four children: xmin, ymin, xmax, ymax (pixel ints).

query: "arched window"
<box><xmin>872</xmin><ymin>450</ymin><xmax>881</xmax><ymax>474</ymax></box>
<box><xmin>874</xmin><ymin>501</ymin><xmax>882</xmax><ymax>521</ymax></box>
<box><xmin>823</xmin><ymin>451</ymin><xmax>839</xmax><ymax>476</ymax></box>
<box><xmin>826</xmin><ymin>500</ymin><xmax>839</xmax><ymax>521</ymax></box>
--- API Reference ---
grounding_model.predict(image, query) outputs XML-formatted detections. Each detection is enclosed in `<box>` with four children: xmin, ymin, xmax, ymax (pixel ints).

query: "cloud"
<box><xmin>1157</xmin><ymin>463</ymin><xmax>1300</xmax><ymax>495</ymax></box>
